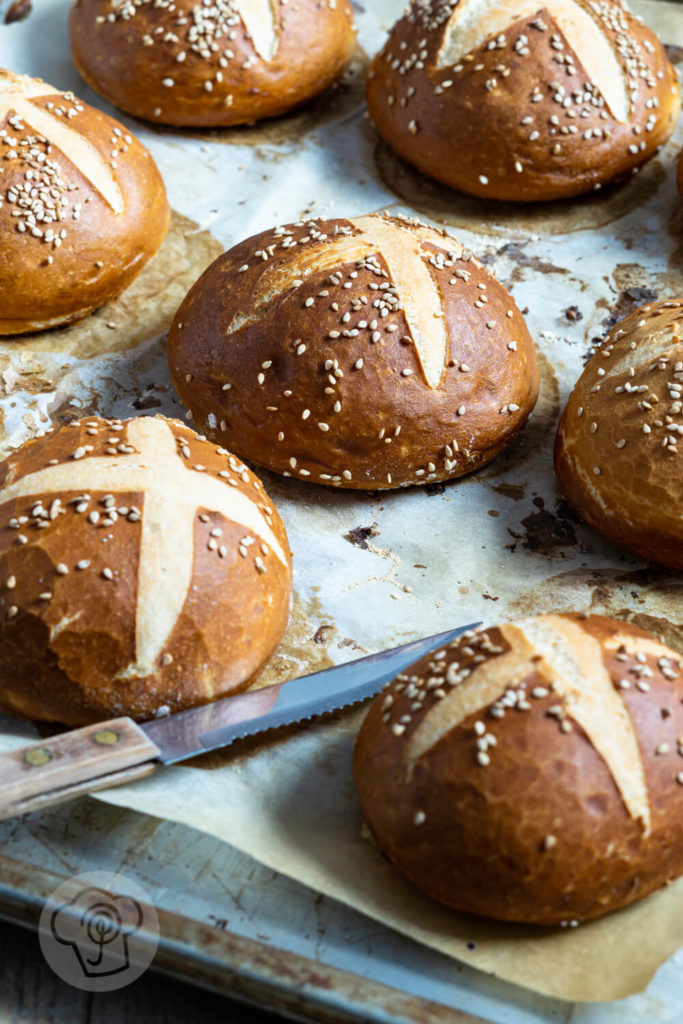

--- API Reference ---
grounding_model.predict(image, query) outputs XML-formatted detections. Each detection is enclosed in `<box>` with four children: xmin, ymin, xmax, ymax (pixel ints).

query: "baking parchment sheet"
<box><xmin>0</xmin><ymin>0</ymin><xmax>682</xmax><ymax>1004</ymax></box>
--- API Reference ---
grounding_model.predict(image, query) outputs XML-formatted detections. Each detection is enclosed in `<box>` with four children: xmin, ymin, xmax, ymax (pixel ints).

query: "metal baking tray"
<box><xmin>1</xmin><ymin>798</ymin><xmax>681</xmax><ymax>1024</ymax></box>
<box><xmin>0</xmin><ymin>0</ymin><xmax>682</xmax><ymax>1020</ymax></box>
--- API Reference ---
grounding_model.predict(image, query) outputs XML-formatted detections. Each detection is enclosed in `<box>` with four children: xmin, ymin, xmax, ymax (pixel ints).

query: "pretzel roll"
<box><xmin>168</xmin><ymin>214</ymin><xmax>538</xmax><ymax>490</ymax></box>
<box><xmin>555</xmin><ymin>299</ymin><xmax>683</xmax><ymax>568</ymax></box>
<box><xmin>0</xmin><ymin>69</ymin><xmax>169</xmax><ymax>336</ymax></box>
<box><xmin>69</xmin><ymin>0</ymin><xmax>356</xmax><ymax>128</ymax></box>
<box><xmin>0</xmin><ymin>415</ymin><xmax>292</xmax><ymax>726</ymax></box>
<box><xmin>366</xmin><ymin>0</ymin><xmax>681</xmax><ymax>202</ymax></box>
<box><xmin>354</xmin><ymin>613</ymin><xmax>683</xmax><ymax>925</ymax></box>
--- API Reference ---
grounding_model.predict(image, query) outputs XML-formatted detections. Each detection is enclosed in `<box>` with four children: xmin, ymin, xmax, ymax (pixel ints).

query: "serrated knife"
<box><xmin>0</xmin><ymin>621</ymin><xmax>479</xmax><ymax>821</ymax></box>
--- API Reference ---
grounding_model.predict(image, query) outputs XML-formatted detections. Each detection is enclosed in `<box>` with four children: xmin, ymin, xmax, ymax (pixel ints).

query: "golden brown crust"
<box><xmin>69</xmin><ymin>0</ymin><xmax>356</xmax><ymax>127</ymax></box>
<box><xmin>353</xmin><ymin>613</ymin><xmax>683</xmax><ymax>925</ymax></box>
<box><xmin>554</xmin><ymin>298</ymin><xmax>683</xmax><ymax>569</ymax></box>
<box><xmin>678</xmin><ymin>148</ymin><xmax>683</xmax><ymax>199</ymax></box>
<box><xmin>366</xmin><ymin>0</ymin><xmax>681</xmax><ymax>202</ymax></box>
<box><xmin>0</xmin><ymin>415</ymin><xmax>292</xmax><ymax>726</ymax></box>
<box><xmin>0</xmin><ymin>70</ymin><xmax>170</xmax><ymax>336</ymax></box>
<box><xmin>167</xmin><ymin>213</ymin><xmax>539</xmax><ymax>490</ymax></box>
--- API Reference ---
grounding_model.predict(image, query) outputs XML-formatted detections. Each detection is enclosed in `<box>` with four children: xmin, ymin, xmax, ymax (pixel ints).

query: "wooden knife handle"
<box><xmin>0</xmin><ymin>718</ymin><xmax>161</xmax><ymax>821</ymax></box>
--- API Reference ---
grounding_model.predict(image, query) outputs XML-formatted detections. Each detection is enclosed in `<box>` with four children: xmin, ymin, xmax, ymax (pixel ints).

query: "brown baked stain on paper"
<box><xmin>374</xmin><ymin>141</ymin><xmax>668</xmax><ymax>238</ymax></box>
<box><xmin>190</xmin><ymin>590</ymin><xmax>338</xmax><ymax>770</ymax></box>
<box><xmin>476</xmin><ymin>350</ymin><xmax>559</xmax><ymax>481</ymax></box>
<box><xmin>509</xmin><ymin>497</ymin><xmax>579</xmax><ymax>557</ymax></box>
<box><xmin>506</xmin><ymin>566</ymin><xmax>683</xmax><ymax>638</ymax></box>
<box><xmin>251</xmin><ymin>590</ymin><xmax>337</xmax><ymax>690</ymax></box>
<box><xmin>3</xmin><ymin>0</ymin><xmax>31</xmax><ymax>22</ymax></box>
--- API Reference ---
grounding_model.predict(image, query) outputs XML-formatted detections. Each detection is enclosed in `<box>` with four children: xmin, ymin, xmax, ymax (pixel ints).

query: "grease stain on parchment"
<box><xmin>665</xmin><ymin>44</ymin><xmax>683</xmax><ymax>66</ymax></box>
<box><xmin>492</xmin><ymin>482</ymin><xmax>527</xmax><ymax>501</ymax></box>
<box><xmin>508</xmin><ymin>496</ymin><xmax>579</xmax><ymax>557</ymax></box>
<box><xmin>252</xmin><ymin>590</ymin><xmax>337</xmax><ymax>691</ymax></box>
<box><xmin>3</xmin><ymin>0</ymin><xmax>31</xmax><ymax>22</ymax></box>
<box><xmin>190</xmin><ymin>590</ymin><xmax>343</xmax><ymax>770</ymax></box>
<box><xmin>374</xmin><ymin>141</ymin><xmax>668</xmax><ymax>238</ymax></box>
<box><xmin>591</xmin><ymin>261</ymin><xmax>683</xmax><ymax>347</ymax></box>
<box><xmin>497</xmin><ymin>242</ymin><xmax>570</xmax><ymax>282</ymax></box>
<box><xmin>476</xmin><ymin>350</ymin><xmax>560</xmax><ymax>481</ymax></box>
<box><xmin>506</xmin><ymin>566</ymin><xmax>683</xmax><ymax>652</ymax></box>
<box><xmin>145</xmin><ymin>46</ymin><xmax>368</xmax><ymax>149</ymax></box>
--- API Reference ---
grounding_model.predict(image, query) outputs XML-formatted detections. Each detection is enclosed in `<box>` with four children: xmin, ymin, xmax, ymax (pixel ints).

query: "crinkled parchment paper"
<box><xmin>98</xmin><ymin>710</ymin><xmax>683</xmax><ymax>1004</ymax></box>
<box><xmin>0</xmin><ymin>0</ymin><xmax>682</xmax><ymax>1005</ymax></box>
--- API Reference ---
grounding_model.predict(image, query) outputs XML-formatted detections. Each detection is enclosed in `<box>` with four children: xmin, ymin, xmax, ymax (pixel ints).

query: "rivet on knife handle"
<box><xmin>0</xmin><ymin>718</ymin><xmax>161</xmax><ymax>821</ymax></box>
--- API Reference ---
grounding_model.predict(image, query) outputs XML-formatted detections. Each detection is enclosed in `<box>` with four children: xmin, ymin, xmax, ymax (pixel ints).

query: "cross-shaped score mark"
<box><xmin>408</xmin><ymin>616</ymin><xmax>652</xmax><ymax>832</ymax></box>
<box><xmin>0</xmin><ymin>71</ymin><xmax>124</xmax><ymax>214</ymax></box>
<box><xmin>228</xmin><ymin>216</ymin><xmax>460</xmax><ymax>390</ymax></box>
<box><xmin>0</xmin><ymin>418</ymin><xmax>288</xmax><ymax>678</ymax></box>
<box><xmin>436</xmin><ymin>0</ymin><xmax>629</xmax><ymax>123</ymax></box>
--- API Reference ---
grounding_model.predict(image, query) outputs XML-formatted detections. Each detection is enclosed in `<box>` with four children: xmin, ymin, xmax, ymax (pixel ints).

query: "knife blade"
<box><xmin>0</xmin><ymin>621</ymin><xmax>480</xmax><ymax>820</ymax></box>
<box><xmin>142</xmin><ymin>620</ymin><xmax>480</xmax><ymax>763</ymax></box>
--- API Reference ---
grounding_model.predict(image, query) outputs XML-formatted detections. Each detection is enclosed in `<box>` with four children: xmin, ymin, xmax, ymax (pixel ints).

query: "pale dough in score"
<box><xmin>0</xmin><ymin>418</ymin><xmax>288</xmax><ymax>678</ymax></box>
<box><xmin>408</xmin><ymin>616</ymin><xmax>651</xmax><ymax>832</ymax></box>
<box><xmin>226</xmin><ymin>216</ymin><xmax>462</xmax><ymax>390</ymax></box>
<box><xmin>436</xmin><ymin>0</ymin><xmax>630</xmax><ymax>122</ymax></box>
<box><xmin>237</xmin><ymin>0</ymin><xmax>281</xmax><ymax>61</ymax></box>
<box><xmin>0</xmin><ymin>71</ymin><xmax>125</xmax><ymax>213</ymax></box>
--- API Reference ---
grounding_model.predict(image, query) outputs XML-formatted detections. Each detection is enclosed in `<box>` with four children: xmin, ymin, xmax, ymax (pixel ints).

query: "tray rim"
<box><xmin>0</xmin><ymin>847</ymin><xmax>492</xmax><ymax>1024</ymax></box>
